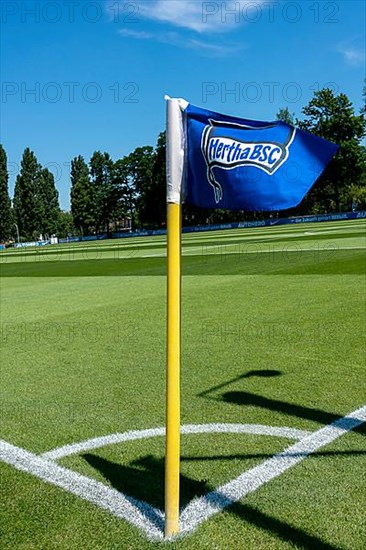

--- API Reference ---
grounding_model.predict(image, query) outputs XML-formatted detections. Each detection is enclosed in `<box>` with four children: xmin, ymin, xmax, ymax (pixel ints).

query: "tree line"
<box><xmin>0</xmin><ymin>146</ymin><xmax>72</xmax><ymax>243</ymax></box>
<box><xmin>1</xmin><ymin>87</ymin><xmax>365</xmax><ymax>243</ymax></box>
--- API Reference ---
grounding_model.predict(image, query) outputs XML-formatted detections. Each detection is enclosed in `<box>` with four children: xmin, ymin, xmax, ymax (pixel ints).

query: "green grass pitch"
<box><xmin>0</xmin><ymin>218</ymin><xmax>365</xmax><ymax>549</ymax></box>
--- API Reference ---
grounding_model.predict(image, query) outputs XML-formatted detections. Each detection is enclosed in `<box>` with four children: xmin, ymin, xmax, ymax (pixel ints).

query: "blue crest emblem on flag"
<box><xmin>201</xmin><ymin>120</ymin><xmax>296</xmax><ymax>203</ymax></box>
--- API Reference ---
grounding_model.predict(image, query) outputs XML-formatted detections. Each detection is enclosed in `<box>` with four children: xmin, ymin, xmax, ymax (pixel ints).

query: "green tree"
<box><xmin>276</xmin><ymin>107</ymin><xmax>295</xmax><ymax>124</ymax></box>
<box><xmin>90</xmin><ymin>151</ymin><xmax>115</xmax><ymax>233</ymax></box>
<box><xmin>70</xmin><ymin>156</ymin><xmax>95</xmax><ymax>235</ymax></box>
<box><xmin>13</xmin><ymin>148</ymin><xmax>43</xmax><ymax>240</ymax></box>
<box><xmin>38</xmin><ymin>168</ymin><xmax>60</xmax><ymax>237</ymax></box>
<box><xmin>112</xmin><ymin>157</ymin><xmax>135</xmax><ymax>230</ymax></box>
<box><xmin>343</xmin><ymin>176</ymin><xmax>366</xmax><ymax>211</ymax></box>
<box><xmin>145</xmin><ymin>132</ymin><xmax>167</xmax><ymax>227</ymax></box>
<box><xmin>297</xmin><ymin>88</ymin><xmax>366</xmax><ymax>212</ymax></box>
<box><xmin>57</xmin><ymin>210</ymin><xmax>74</xmax><ymax>238</ymax></box>
<box><xmin>0</xmin><ymin>144</ymin><xmax>13</xmax><ymax>242</ymax></box>
<box><xmin>123</xmin><ymin>146</ymin><xmax>155</xmax><ymax>227</ymax></box>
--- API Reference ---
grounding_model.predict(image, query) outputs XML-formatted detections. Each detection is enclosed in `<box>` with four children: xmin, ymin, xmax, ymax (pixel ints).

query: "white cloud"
<box><xmin>185</xmin><ymin>38</ymin><xmax>239</xmax><ymax>56</ymax></box>
<box><xmin>136</xmin><ymin>1</ymin><xmax>264</xmax><ymax>33</ymax></box>
<box><xmin>118</xmin><ymin>27</ymin><xmax>237</xmax><ymax>57</ymax></box>
<box><xmin>338</xmin><ymin>46</ymin><xmax>365</xmax><ymax>66</ymax></box>
<box><xmin>113</xmin><ymin>1</ymin><xmax>253</xmax><ymax>55</ymax></box>
<box><xmin>118</xmin><ymin>29</ymin><xmax>153</xmax><ymax>40</ymax></box>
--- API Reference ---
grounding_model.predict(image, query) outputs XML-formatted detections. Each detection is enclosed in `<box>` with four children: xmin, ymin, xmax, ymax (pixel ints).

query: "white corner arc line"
<box><xmin>41</xmin><ymin>423</ymin><xmax>311</xmax><ymax>461</ymax></box>
<box><xmin>0</xmin><ymin>406</ymin><xmax>365</xmax><ymax>541</ymax></box>
<box><xmin>0</xmin><ymin>439</ymin><xmax>164</xmax><ymax>540</ymax></box>
<box><xmin>179</xmin><ymin>405</ymin><xmax>366</xmax><ymax>536</ymax></box>
<box><xmin>41</xmin><ymin>427</ymin><xmax>166</xmax><ymax>461</ymax></box>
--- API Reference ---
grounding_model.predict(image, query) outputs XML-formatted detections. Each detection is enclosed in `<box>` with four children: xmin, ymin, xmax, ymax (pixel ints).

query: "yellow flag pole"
<box><xmin>165</xmin><ymin>95</ymin><xmax>186</xmax><ymax>537</ymax></box>
<box><xmin>165</xmin><ymin>200</ymin><xmax>181</xmax><ymax>537</ymax></box>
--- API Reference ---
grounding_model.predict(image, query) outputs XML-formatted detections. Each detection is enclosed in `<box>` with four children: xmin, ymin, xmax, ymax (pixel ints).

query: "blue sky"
<box><xmin>1</xmin><ymin>0</ymin><xmax>365</xmax><ymax>210</ymax></box>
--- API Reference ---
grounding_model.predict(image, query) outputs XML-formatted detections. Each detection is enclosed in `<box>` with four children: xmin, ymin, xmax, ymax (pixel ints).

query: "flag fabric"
<box><xmin>166</xmin><ymin>98</ymin><xmax>339</xmax><ymax>211</ymax></box>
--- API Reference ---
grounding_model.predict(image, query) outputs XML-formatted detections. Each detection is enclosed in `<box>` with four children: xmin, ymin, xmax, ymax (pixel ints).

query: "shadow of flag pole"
<box><xmin>165</xmin><ymin>96</ymin><xmax>185</xmax><ymax>537</ymax></box>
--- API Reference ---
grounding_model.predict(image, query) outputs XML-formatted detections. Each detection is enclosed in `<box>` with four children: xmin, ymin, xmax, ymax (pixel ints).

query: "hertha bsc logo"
<box><xmin>201</xmin><ymin>119</ymin><xmax>296</xmax><ymax>204</ymax></box>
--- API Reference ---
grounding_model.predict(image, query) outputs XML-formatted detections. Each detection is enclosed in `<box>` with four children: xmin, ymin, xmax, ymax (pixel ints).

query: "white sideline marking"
<box><xmin>41</xmin><ymin>423</ymin><xmax>311</xmax><ymax>461</ymax></box>
<box><xmin>0</xmin><ymin>407</ymin><xmax>365</xmax><ymax>541</ymax></box>
<box><xmin>0</xmin><ymin>439</ymin><xmax>164</xmax><ymax>539</ymax></box>
<box><xmin>179</xmin><ymin>406</ymin><xmax>366</xmax><ymax>536</ymax></box>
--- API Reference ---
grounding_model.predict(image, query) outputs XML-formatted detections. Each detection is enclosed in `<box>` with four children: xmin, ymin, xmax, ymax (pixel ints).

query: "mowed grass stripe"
<box><xmin>1</xmin><ymin>229</ymin><xmax>364</xmax><ymax>264</ymax></box>
<box><xmin>1</xmin><ymin>219</ymin><xmax>365</xmax><ymax>270</ymax></box>
<box><xmin>0</xmin><ymin>248</ymin><xmax>364</xmax><ymax>276</ymax></box>
<box><xmin>1</xmin><ymin>219</ymin><xmax>365</xmax><ymax>262</ymax></box>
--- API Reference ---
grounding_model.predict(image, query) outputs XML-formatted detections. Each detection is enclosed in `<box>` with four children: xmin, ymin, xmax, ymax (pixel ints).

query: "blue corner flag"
<box><xmin>166</xmin><ymin>99</ymin><xmax>339</xmax><ymax>211</ymax></box>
